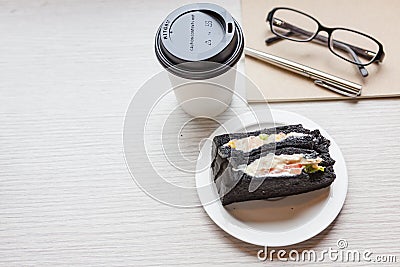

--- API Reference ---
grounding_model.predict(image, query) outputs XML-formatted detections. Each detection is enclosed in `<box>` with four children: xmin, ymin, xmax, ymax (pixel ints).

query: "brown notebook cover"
<box><xmin>242</xmin><ymin>0</ymin><xmax>399</xmax><ymax>102</ymax></box>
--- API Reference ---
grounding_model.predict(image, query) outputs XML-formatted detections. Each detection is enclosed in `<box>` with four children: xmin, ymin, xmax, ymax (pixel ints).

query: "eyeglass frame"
<box><xmin>266</xmin><ymin>7</ymin><xmax>385</xmax><ymax>67</ymax></box>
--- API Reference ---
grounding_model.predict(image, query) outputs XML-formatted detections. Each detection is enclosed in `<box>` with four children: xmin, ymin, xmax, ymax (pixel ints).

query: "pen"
<box><xmin>244</xmin><ymin>47</ymin><xmax>362</xmax><ymax>97</ymax></box>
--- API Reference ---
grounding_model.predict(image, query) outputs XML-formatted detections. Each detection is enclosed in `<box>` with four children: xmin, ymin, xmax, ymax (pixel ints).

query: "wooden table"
<box><xmin>1</xmin><ymin>0</ymin><xmax>399</xmax><ymax>265</ymax></box>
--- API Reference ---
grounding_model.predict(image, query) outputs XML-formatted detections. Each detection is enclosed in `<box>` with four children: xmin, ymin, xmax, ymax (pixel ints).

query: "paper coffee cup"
<box><xmin>155</xmin><ymin>3</ymin><xmax>244</xmax><ymax>117</ymax></box>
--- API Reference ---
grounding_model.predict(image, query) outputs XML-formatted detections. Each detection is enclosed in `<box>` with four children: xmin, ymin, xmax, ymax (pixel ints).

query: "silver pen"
<box><xmin>244</xmin><ymin>47</ymin><xmax>362</xmax><ymax>97</ymax></box>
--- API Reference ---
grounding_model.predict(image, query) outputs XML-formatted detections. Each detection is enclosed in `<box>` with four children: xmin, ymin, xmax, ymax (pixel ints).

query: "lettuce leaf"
<box><xmin>259</xmin><ymin>134</ymin><xmax>269</xmax><ymax>140</ymax></box>
<box><xmin>304</xmin><ymin>164</ymin><xmax>325</xmax><ymax>173</ymax></box>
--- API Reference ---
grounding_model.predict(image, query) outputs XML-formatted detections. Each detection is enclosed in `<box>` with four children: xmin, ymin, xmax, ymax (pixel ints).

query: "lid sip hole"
<box><xmin>227</xmin><ymin>22</ymin><xmax>233</xmax><ymax>33</ymax></box>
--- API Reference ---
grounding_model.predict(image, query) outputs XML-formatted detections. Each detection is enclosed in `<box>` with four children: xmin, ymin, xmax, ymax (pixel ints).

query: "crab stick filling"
<box><xmin>243</xmin><ymin>153</ymin><xmax>324</xmax><ymax>177</ymax></box>
<box><xmin>224</xmin><ymin>132</ymin><xmax>307</xmax><ymax>153</ymax></box>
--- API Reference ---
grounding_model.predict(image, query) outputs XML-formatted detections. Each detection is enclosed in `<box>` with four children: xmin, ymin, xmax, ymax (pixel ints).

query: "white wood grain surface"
<box><xmin>1</xmin><ymin>0</ymin><xmax>399</xmax><ymax>266</ymax></box>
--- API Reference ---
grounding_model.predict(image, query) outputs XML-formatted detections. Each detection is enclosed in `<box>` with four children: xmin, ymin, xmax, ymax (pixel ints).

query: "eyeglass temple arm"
<box><xmin>265</xmin><ymin>31</ymin><xmax>295</xmax><ymax>44</ymax></box>
<box><xmin>271</xmin><ymin>18</ymin><xmax>376</xmax><ymax>61</ymax></box>
<box><xmin>335</xmin><ymin>41</ymin><xmax>369</xmax><ymax>77</ymax></box>
<box><xmin>266</xmin><ymin>32</ymin><xmax>368</xmax><ymax>77</ymax></box>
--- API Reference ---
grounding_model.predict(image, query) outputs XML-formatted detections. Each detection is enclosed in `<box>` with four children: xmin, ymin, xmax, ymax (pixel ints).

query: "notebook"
<box><xmin>242</xmin><ymin>0</ymin><xmax>400</xmax><ymax>102</ymax></box>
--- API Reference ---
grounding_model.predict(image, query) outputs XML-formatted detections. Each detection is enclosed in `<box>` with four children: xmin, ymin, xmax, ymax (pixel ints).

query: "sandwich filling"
<box><xmin>241</xmin><ymin>153</ymin><xmax>324</xmax><ymax>177</ymax></box>
<box><xmin>224</xmin><ymin>132</ymin><xmax>307</xmax><ymax>153</ymax></box>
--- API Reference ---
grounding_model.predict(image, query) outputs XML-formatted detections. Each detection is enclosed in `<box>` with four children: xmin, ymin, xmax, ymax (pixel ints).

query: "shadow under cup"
<box><xmin>154</xmin><ymin>3</ymin><xmax>244</xmax><ymax>118</ymax></box>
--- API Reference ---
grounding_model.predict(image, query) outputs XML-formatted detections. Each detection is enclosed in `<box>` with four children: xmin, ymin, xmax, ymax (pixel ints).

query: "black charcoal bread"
<box><xmin>219</xmin><ymin>166</ymin><xmax>336</xmax><ymax>206</ymax></box>
<box><xmin>213</xmin><ymin>124</ymin><xmax>330</xmax><ymax>158</ymax></box>
<box><xmin>215</xmin><ymin>147</ymin><xmax>336</xmax><ymax>206</ymax></box>
<box><xmin>211</xmin><ymin>124</ymin><xmax>330</xmax><ymax>181</ymax></box>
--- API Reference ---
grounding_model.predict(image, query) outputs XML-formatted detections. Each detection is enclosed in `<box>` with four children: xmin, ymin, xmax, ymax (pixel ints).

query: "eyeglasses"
<box><xmin>265</xmin><ymin>7</ymin><xmax>385</xmax><ymax>77</ymax></box>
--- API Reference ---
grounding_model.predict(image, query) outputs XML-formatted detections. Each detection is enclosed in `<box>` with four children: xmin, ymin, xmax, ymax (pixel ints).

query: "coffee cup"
<box><xmin>155</xmin><ymin>3</ymin><xmax>244</xmax><ymax>117</ymax></box>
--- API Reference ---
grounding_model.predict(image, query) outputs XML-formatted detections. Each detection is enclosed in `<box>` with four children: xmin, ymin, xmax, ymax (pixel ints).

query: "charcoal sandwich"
<box><xmin>211</xmin><ymin>125</ymin><xmax>336</xmax><ymax>206</ymax></box>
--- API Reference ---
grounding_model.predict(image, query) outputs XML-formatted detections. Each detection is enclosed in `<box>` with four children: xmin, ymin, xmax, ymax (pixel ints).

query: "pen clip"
<box><xmin>314</xmin><ymin>80</ymin><xmax>362</xmax><ymax>98</ymax></box>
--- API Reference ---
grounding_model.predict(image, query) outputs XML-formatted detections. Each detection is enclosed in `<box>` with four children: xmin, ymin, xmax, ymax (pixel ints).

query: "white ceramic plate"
<box><xmin>195</xmin><ymin>109</ymin><xmax>348</xmax><ymax>247</ymax></box>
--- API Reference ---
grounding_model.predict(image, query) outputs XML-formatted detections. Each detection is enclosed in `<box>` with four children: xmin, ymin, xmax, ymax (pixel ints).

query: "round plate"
<box><xmin>195</xmin><ymin>109</ymin><xmax>348</xmax><ymax>247</ymax></box>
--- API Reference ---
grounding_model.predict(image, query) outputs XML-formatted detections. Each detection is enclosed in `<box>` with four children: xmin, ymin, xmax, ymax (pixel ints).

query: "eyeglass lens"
<box><xmin>271</xmin><ymin>9</ymin><xmax>379</xmax><ymax>65</ymax></box>
<box><xmin>329</xmin><ymin>29</ymin><xmax>379</xmax><ymax>65</ymax></box>
<box><xmin>271</xmin><ymin>9</ymin><xmax>318</xmax><ymax>41</ymax></box>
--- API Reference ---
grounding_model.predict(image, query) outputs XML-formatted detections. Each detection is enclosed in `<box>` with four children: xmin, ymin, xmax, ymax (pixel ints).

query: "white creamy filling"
<box><xmin>242</xmin><ymin>153</ymin><xmax>322</xmax><ymax>177</ymax></box>
<box><xmin>224</xmin><ymin>132</ymin><xmax>308</xmax><ymax>153</ymax></box>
